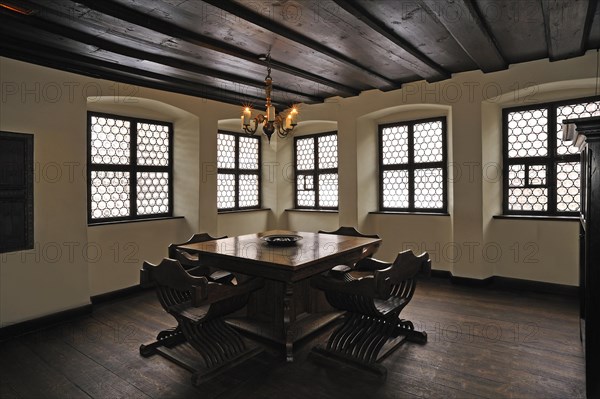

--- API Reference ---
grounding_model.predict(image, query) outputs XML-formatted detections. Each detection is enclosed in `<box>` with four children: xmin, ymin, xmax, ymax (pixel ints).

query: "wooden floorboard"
<box><xmin>0</xmin><ymin>278</ymin><xmax>586</xmax><ymax>398</ymax></box>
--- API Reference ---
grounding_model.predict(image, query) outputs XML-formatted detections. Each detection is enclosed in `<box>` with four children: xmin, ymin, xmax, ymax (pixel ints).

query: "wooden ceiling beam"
<box><xmin>0</xmin><ymin>8</ymin><xmax>323</xmax><ymax>105</ymax></box>
<box><xmin>542</xmin><ymin>0</ymin><xmax>597</xmax><ymax>61</ymax></box>
<box><xmin>331</xmin><ymin>0</ymin><xmax>450</xmax><ymax>82</ymax></box>
<box><xmin>71</xmin><ymin>0</ymin><xmax>359</xmax><ymax>97</ymax></box>
<box><xmin>0</xmin><ymin>34</ymin><xmax>285</xmax><ymax>109</ymax></box>
<box><xmin>201</xmin><ymin>0</ymin><xmax>399</xmax><ymax>89</ymax></box>
<box><xmin>420</xmin><ymin>0</ymin><xmax>506</xmax><ymax>73</ymax></box>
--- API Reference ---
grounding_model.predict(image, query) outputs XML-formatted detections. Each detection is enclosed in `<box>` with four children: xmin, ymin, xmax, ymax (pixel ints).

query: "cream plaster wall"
<box><xmin>215</xmin><ymin>119</ymin><xmax>276</xmax><ymax>237</ymax></box>
<box><xmin>481</xmin><ymin>83</ymin><xmax>596</xmax><ymax>285</ymax></box>
<box><xmin>0</xmin><ymin>60</ymin><xmax>90</xmax><ymax>325</ymax></box>
<box><xmin>0</xmin><ymin>57</ymin><xmax>240</xmax><ymax>324</ymax></box>
<box><xmin>1</xmin><ymin>50</ymin><xmax>597</xmax><ymax>326</ymax></box>
<box><xmin>275</xmin><ymin>119</ymin><xmax>340</xmax><ymax>232</ymax></box>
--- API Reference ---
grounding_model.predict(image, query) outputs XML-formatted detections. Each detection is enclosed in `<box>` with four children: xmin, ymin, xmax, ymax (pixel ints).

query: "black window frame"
<box><xmin>378</xmin><ymin>117</ymin><xmax>448</xmax><ymax>213</ymax></box>
<box><xmin>87</xmin><ymin>111</ymin><xmax>174</xmax><ymax>224</ymax></box>
<box><xmin>502</xmin><ymin>95</ymin><xmax>600</xmax><ymax>216</ymax></box>
<box><xmin>293</xmin><ymin>131</ymin><xmax>339</xmax><ymax>210</ymax></box>
<box><xmin>216</xmin><ymin>130</ymin><xmax>262</xmax><ymax>212</ymax></box>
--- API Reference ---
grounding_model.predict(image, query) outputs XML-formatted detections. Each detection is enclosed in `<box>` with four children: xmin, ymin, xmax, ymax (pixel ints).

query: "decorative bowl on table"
<box><xmin>260</xmin><ymin>234</ymin><xmax>303</xmax><ymax>246</ymax></box>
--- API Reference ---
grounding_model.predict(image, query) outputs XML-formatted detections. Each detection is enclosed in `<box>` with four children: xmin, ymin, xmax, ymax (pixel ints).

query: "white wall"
<box><xmin>1</xmin><ymin>50</ymin><xmax>597</xmax><ymax>326</ymax></box>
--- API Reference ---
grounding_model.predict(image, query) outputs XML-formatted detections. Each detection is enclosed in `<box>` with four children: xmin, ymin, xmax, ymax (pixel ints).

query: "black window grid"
<box><xmin>293</xmin><ymin>131</ymin><xmax>339</xmax><ymax>210</ymax></box>
<box><xmin>378</xmin><ymin>117</ymin><xmax>448</xmax><ymax>213</ymax></box>
<box><xmin>502</xmin><ymin>95</ymin><xmax>600</xmax><ymax>216</ymax></box>
<box><xmin>217</xmin><ymin>131</ymin><xmax>261</xmax><ymax>211</ymax></box>
<box><xmin>87</xmin><ymin>111</ymin><xmax>173</xmax><ymax>224</ymax></box>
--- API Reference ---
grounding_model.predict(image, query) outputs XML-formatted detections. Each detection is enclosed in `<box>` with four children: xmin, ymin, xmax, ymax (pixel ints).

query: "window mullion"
<box><xmin>547</xmin><ymin>105</ymin><xmax>557</xmax><ymax>214</ymax></box>
<box><xmin>235</xmin><ymin>135</ymin><xmax>240</xmax><ymax>209</ymax></box>
<box><xmin>408</xmin><ymin>123</ymin><xmax>415</xmax><ymax>210</ymax></box>
<box><xmin>314</xmin><ymin>137</ymin><xmax>320</xmax><ymax>208</ymax></box>
<box><xmin>130</xmin><ymin>118</ymin><xmax>137</xmax><ymax>218</ymax></box>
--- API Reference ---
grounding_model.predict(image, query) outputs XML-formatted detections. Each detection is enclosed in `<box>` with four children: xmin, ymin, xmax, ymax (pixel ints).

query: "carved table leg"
<box><xmin>283</xmin><ymin>282</ymin><xmax>295</xmax><ymax>362</ymax></box>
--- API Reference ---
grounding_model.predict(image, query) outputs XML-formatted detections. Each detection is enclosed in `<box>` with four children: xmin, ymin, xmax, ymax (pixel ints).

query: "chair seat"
<box><xmin>140</xmin><ymin>258</ymin><xmax>264</xmax><ymax>386</ymax></box>
<box><xmin>373</xmin><ymin>296</ymin><xmax>409</xmax><ymax>317</ymax></box>
<box><xmin>168</xmin><ymin>301</ymin><xmax>210</xmax><ymax>323</ymax></box>
<box><xmin>181</xmin><ymin>252</ymin><xmax>199</xmax><ymax>262</ymax></box>
<box><xmin>309</xmin><ymin>250</ymin><xmax>430</xmax><ymax>376</ymax></box>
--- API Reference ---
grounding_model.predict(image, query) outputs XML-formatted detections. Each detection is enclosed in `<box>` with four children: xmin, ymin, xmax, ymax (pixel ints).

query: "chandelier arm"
<box><xmin>242</xmin><ymin>115</ymin><xmax>263</xmax><ymax>135</ymax></box>
<box><xmin>276</xmin><ymin>120</ymin><xmax>293</xmax><ymax>138</ymax></box>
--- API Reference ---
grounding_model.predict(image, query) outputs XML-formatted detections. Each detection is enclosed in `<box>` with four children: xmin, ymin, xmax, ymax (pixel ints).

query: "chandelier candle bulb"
<box><xmin>242</xmin><ymin>107</ymin><xmax>251</xmax><ymax>126</ymax></box>
<box><xmin>285</xmin><ymin>114</ymin><xmax>292</xmax><ymax>129</ymax></box>
<box><xmin>290</xmin><ymin>108</ymin><xmax>298</xmax><ymax>125</ymax></box>
<box><xmin>267</xmin><ymin>105</ymin><xmax>275</xmax><ymax>122</ymax></box>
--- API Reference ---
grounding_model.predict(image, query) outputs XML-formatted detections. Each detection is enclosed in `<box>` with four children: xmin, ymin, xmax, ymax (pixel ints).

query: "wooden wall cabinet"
<box><xmin>563</xmin><ymin>116</ymin><xmax>600</xmax><ymax>399</ymax></box>
<box><xmin>0</xmin><ymin>131</ymin><xmax>34</xmax><ymax>253</ymax></box>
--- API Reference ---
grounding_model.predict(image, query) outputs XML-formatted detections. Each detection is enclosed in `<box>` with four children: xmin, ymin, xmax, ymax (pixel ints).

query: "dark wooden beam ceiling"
<box><xmin>420</xmin><ymin>0</ymin><xmax>506</xmax><ymax>72</ymax></box>
<box><xmin>588</xmin><ymin>1</ymin><xmax>600</xmax><ymax>48</ymax></box>
<box><xmin>203</xmin><ymin>0</ymin><xmax>400</xmax><ymax>90</ymax></box>
<box><xmin>331</xmin><ymin>0</ymin><xmax>450</xmax><ymax>82</ymax></box>
<box><xmin>0</xmin><ymin>8</ymin><xmax>323</xmax><ymax>106</ymax></box>
<box><xmin>542</xmin><ymin>0</ymin><xmax>597</xmax><ymax>61</ymax></box>
<box><xmin>0</xmin><ymin>0</ymin><xmax>598</xmax><ymax>108</ymax></box>
<box><xmin>73</xmin><ymin>0</ymin><xmax>360</xmax><ymax>97</ymax></box>
<box><xmin>0</xmin><ymin>36</ymin><xmax>275</xmax><ymax>108</ymax></box>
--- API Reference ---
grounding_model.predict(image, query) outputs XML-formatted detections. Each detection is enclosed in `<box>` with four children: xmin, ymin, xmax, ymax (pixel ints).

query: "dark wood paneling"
<box><xmin>73</xmin><ymin>0</ymin><xmax>360</xmax><ymax>96</ymax></box>
<box><xmin>353</xmin><ymin>0</ymin><xmax>478</xmax><ymax>73</ymax></box>
<box><xmin>0</xmin><ymin>34</ymin><xmax>281</xmax><ymax>108</ymax></box>
<box><xmin>0</xmin><ymin>131</ymin><xmax>33</xmax><ymax>254</ymax></box>
<box><xmin>1</xmin><ymin>16</ymin><xmax>302</xmax><ymax>107</ymax></box>
<box><xmin>474</xmin><ymin>0</ymin><xmax>548</xmax><ymax>64</ymax></box>
<box><xmin>420</xmin><ymin>0</ymin><xmax>506</xmax><ymax>72</ymax></box>
<box><xmin>331</xmin><ymin>0</ymin><xmax>449</xmax><ymax>82</ymax></box>
<box><xmin>588</xmin><ymin>2</ymin><xmax>600</xmax><ymax>48</ymax></box>
<box><xmin>0</xmin><ymin>0</ymin><xmax>597</xmax><ymax>109</ymax></box>
<box><xmin>204</xmin><ymin>0</ymin><xmax>400</xmax><ymax>90</ymax></box>
<box><xmin>541</xmin><ymin>0</ymin><xmax>596</xmax><ymax>61</ymax></box>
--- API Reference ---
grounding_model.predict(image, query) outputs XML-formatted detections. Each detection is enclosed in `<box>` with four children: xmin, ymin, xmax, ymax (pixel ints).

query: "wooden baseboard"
<box><xmin>0</xmin><ymin>304</ymin><xmax>92</xmax><ymax>341</ymax></box>
<box><xmin>492</xmin><ymin>276</ymin><xmax>578</xmax><ymax>296</ymax></box>
<box><xmin>0</xmin><ymin>275</ymin><xmax>578</xmax><ymax>342</ymax></box>
<box><xmin>90</xmin><ymin>284</ymin><xmax>150</xmax><ymax>305</ymax></box>
<box><xmin>0</xmin><ymin>285</ymin><xmax>150</xmax><ymax>341</ymax></box>
<box><xmin>430</xmin><ymin>269</ymin><xmax>578</xmax><ymax>296</ymax></box>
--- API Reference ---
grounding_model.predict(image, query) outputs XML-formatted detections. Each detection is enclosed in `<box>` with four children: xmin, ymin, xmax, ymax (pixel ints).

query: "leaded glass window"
<box><xmin>217</xmin><ymin>132</ymin><xmax>261</xmax><ymax>210</ymax></box>
<box><xmin>503</xmin><ymin>96</ymin><xmax>599</xmax><ymax>215</ymax></box>
<box><xmin>379</xmin><ymin>118</ymin><xmax>447</xmax><ymax>212</ymax></box>
<box><xmin>294</xmin><ymin>132</ymin><xmax>338</xmax><ymax>209</ymax></box>
<box><xmin>88</xmin><ymin>112</ymin><xmax>173</xmax><ymax>223</ymax></box>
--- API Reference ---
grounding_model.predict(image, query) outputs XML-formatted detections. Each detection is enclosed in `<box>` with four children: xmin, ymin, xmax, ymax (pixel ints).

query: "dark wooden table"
<box><xmin>177</xmin><ymin>230</ymin><xmax>381</xmax><ymax>361</ymax></box>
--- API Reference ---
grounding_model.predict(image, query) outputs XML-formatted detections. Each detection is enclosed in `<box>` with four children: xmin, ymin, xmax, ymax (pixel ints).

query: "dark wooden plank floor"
<box><xmin>0</xmin><ymin>278</ymin><xmax>586</xmax><ymax>398</ymax></box>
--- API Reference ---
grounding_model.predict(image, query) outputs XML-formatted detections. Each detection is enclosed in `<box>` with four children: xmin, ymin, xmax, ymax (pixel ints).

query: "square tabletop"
<box><xmin>177</xmin><ymin>230</ymin><xmax>381</xmax><ymax>281</ymax></box>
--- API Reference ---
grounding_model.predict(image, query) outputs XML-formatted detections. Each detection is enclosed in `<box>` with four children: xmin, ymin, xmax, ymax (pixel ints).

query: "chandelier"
<box><xmin>241</xmin><ymin>53</ymin><xmax>298</xmax><ymax>141</ymax></box>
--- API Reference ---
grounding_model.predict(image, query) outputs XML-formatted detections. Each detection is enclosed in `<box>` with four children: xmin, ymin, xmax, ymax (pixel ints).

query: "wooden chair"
<box><xmin>318</xmin><ymin>226</ymin><xmax>381</xmax><ymax>259</ymax></box>
<box><xmin>139</xmin><ymin>258</ymin><xmax>264</xmax><ymax>385</ymax></box>
<box><xmin>310</xmin><ymin>250</ymin><xmax>430</xmax><ymax>377</ymax></box>
<box><xmin>168</xmin><ymin>233</ymin><xmax>232</xmax><ymax>283</ymax></box>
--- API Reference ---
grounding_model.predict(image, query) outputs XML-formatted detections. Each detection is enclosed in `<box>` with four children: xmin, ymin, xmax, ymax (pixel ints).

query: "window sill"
<box><xmin>285</xmin><ymin>209</ymin><xmax>339</xmax><ymax>213</ymax></box>
<box><xmin>369</xmin><ymin>211</ymin><xmax>450</xmax><ymax>216</ymax></box>
<box><xmin>88</xmin><ymin>216</ymin><xmax>184</xmax><ymax>227</ymax></box>
<box><xmin>493</xmin><ymin>215</ymin><xmax>579</xmax><ymax>222</ymax></box>
<box><xmin>218</xmin><ymin>208</ymin><xmax>271</xmax><ymax>214</ymax></box>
